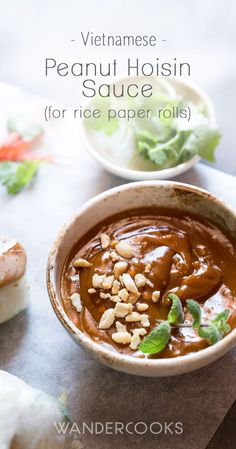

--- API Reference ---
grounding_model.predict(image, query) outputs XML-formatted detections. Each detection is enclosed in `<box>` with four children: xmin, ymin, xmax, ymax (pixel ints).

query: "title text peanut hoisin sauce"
<box><xmin>61</xmin><ymin>209</ymin><xmax>236</xmax><ymax>358</ymax></box>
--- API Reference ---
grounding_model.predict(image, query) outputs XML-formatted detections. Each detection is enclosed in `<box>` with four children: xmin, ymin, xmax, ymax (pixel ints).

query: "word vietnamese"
<box><xmin>80</xmin><ymin>31</ymin><xmax>161</xmax><ymax>47</ymax></box>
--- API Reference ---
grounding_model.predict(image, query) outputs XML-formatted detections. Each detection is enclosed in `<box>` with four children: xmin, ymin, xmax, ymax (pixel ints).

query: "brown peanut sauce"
<box><xmin>61</xmin><ymin>208</ymin><xmax>236</xmax><ymax>359</ymax></box>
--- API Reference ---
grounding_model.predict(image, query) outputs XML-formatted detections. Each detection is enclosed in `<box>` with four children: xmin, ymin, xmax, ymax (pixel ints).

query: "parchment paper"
<box><xmin>0</xmin><ymin>83</ymin><xmax>236</xmax><ymax>449</ymax></box>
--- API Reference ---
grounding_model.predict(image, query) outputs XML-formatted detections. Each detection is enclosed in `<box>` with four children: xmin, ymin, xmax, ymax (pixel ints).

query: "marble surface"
<box><xmin>0</xmin><ymin>85</ymin><xmax>236</xmax><ymax>449</ymax></box>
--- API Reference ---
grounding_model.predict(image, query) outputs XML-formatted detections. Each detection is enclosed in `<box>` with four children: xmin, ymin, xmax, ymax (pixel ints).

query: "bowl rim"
<box><xmin>80</xmin><ymin>76</ymin><xmax>216</xmax><ymax>180</ymax></box>
<box><xmin>46</xmin><ymin>180</ymin><xmax>236</xmax><ymax>374</ymax></box>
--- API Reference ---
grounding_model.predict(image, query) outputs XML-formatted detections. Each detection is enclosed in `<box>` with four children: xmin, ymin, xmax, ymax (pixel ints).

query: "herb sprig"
<box><xmin>139</xmin><ymin>294</ymin><xmax>231</xmax><ymax>355</ymax></box>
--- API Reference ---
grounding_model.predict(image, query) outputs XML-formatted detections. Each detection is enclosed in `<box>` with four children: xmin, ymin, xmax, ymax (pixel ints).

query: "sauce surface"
<box><xmin>61</xmin><ymin>208</ymin><xmax>236</xmax><ymax>358</ymax></box>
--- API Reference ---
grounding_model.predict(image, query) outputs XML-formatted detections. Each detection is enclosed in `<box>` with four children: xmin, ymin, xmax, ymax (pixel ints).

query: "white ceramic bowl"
<box><xmin>47</xmin><ymin>181</ymin><xmax>236</xmax><ymax>377</ymax></box>
<box><xmin>81</xmin><ymin>77</ymin><xmax>216</xmax><ymax>180</ymax></box>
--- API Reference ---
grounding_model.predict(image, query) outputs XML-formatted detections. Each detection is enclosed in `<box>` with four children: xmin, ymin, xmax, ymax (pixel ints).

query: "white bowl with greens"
<box><xmin>81</xmin><ymin>77</ymin><xmax>220</xmax><ymax>180</ymax></box>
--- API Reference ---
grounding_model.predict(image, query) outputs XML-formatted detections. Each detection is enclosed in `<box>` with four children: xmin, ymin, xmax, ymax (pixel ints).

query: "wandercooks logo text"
<box><xmin>55</xmin><ymin>420</ymin><xmax>184</xmax><ymax>437</ymax></box>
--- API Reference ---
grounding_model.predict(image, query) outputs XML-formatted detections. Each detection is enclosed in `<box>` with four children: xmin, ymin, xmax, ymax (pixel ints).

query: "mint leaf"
<box><xmin>186</xmin><ymin>299</ymin><xmax>201</xmax><ymax>329</ymax></box>
<box><xmin>139</xmin><ymin>321</ymin><xmax>171</xmax><ymax>355</ymax></box>
<box><xmin>198</xmin><ymin>323</ymin><xmax>222</xmax><ymax>345</ymax></box>
<box><xmin>0</xmin><ymin>161</ymin><xmax>40</xmax><ymax>194</ymax></box>
<box><xmin>212</xmin><ymin>309</ymin><xmax>231</xmax><ymax>334</ymax></box>
<box><xmin>167</xmin><ymin>293</ymin><xmax>184</xmax><ymax>325</ymax></box>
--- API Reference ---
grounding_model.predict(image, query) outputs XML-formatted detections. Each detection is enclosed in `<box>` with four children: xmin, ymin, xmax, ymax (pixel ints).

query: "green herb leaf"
<box><xmin>167</xmin><ymin>293</ymin><xmax>184</xmax><ymax>325</ymax></box>
<box><xmin>136</xmin><ymin>130</ymin><xmax>158</xmax><ymax>146</ymax></box>
<box><xmin>139</xmin><ymin>321</ymin><xmax>171</xmax><ymax>355</ymax></box>
<box><xmin>179</xmin><ymin>125</ymin><xmax>221</xmax><ymax>163</ymax></box>
<box><xmin>186</xmin><ymin>299</ymin><xmax>201</xmax><ymax>329</ymax></box>
<box><xmin>212</xmin><ymin>309</ymin><xmax>231</xmax><ymax>334</ymax></box>
<box><xmin>0</xmin><ymin>161</ymin><xmax>40</xmax><ymax>195</ymax></box>
<box><xmin>198</xmin><ymin>323</ymin><xmax>222</xmax><ymax>345</ymax></box>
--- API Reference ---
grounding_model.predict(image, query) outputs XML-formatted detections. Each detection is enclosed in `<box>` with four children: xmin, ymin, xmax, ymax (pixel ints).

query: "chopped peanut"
<box><xmin>98</xmin><ymin>308</ymin><xmax>115</xmax><ymax>329</ymax></box>
<box><xmin>70</xmin><ymin>293</ymin><xmax>82</xmax><ymax>312</ymax></box>
<box><xmin>125</xmin><ymin>312</ymin><xmax>142</xmax><ymax>322</ymax></box>
<box><xmin>127</xmin><ymin>292</ymin><xmax>141</xmax><ymax>304</ymax></box>
<box><xmin>112</xmin><ymin>331</ymin><xmax>131</xmax><ymax>344</ymax></box>
<box><xmin>88</xmin><ymin>288</ymin><xmax>96</xmax><ymax>294</ymax></box>
<box><xmin>114</xmin><ymin>302</ymin><xmax>133</xmax><ymax>318</ymax></box>
<box><xmin>122</xmin><ymin>273</ymin><xmax>138</xmax><ymax>293</ymax></box>
<box><xmin>116</xmin><ymin>321</ymin><xmax>127</xmax><ymax>332</ymax></box>
<box><xmin>140</xmin><ymin>314</ymin><xmax>150</xmax><ymax>327</ymax></box>
<box><xmin>114</xmin><ymin>261</ymin><xmax>128</xmax><ymax>279</ymax></box>
<box><xmin>100</xmin><ymin>233</ymin><xmax>110</xmax><ymax>249</ymax></box>
<box><xmin>144</xmin><ymin>264</ymin><xmax>151</xmax><ymax>273</ymax></box>
<box><xmin>100</xmin><ymin>292</ymin><xmax>111</xmax><ymax>300</ymax></box>
<box><xmin>130</xmin><ymin>332</ymin><xmax>141</xmax><ymax>350</ymax></box>
<box><xmin>73</xmin><ymin>258</ymin><xmax>91</xmax><ymax>268</ymax></box>
<box><xmin>136</xmin><ymin>303</ymin><xmax>149</xmax><ymax>312</ymax></box>
<box><xmin>132</xmin><ymin>328</ymin><xmax>147</xmax><ymax>336</ymax></box>
<box><xmin>115</xmin><ymin>241</ymin><xmax>134</xmax><ymax>259</ymax></box>
<box><xmin>134</xmin><ymin>273</ymin><xmax>147</xmax><ymax>288</ymax></box>
<box><xmin>152</xmin><ymin>291</ymin><xmax>160</xmax><ymax>303</ymax></box>
<box><xmin>110</xmin><ymin>295</ymin><xmax>121</xmax><ymax>303</ymax></box>
<box><xmin>110</xmin><ymin>251</ymin><xmax>119</xmax><ymax>262</ymax></box>
<box><xmin>118</xmin><ymin>288</ymin><xmax>129</xmax><ymax>302</ymax></box>
<box><xmin>92</xmin><ymin>273</ymin><xmax>105</xmax><ymax>288</ymax></box>
<box><xmin>102</xmin><ymin>275</ymin><xmax>114</xmax><ymax>290</ymax></box>
<box><xmin>111</xmin><ymin>279</ymin><xmax>120</xmax><ymax>295</ymax></box>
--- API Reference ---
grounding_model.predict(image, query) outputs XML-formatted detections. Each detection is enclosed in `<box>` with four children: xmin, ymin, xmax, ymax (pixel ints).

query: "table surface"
<box><xmin>0</xmin><ymin>84</ymin><xmax>236</xmax><ymax>449</ymax></box>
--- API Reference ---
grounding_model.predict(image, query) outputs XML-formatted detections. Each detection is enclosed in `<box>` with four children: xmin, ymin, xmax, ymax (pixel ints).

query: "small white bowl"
<box><xmin>47</xmin><ymin>181</ymin><xmax>236</xmax><ymax>377</ymax></box>
<box><xmin>81</xmin><ymin>77</ymin><xmax>216</xmax><ymax>180</ymax></box>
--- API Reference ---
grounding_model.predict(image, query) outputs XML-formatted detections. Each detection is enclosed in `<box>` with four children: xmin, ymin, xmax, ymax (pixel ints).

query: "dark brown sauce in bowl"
<box><xmin>61</xmin><ymin>208</ymin><xmax>236</xmax><ymax>359</ymax></box>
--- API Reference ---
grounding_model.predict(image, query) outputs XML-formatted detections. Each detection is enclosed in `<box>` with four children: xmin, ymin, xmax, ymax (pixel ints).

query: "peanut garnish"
<box><xmin>115</xmin><ymin>241</ymin><xmax>134</xmax><ymax>259</ymax></box>
<box><xmin>130</xmin><ymin>333</ymin><xmax>141</xmax><ymax>350</ymax></box>
<box><xmin>136</xmin><ymin>303</ymin><xmax>149</xmax><ymax>312</ymax></box>
<box><xmin>118</xmin><ymin>288</ymin><xmax>129</xmax><ymax>302</ymax></box>
<box><xmin>112</xmin><ymin>331</ymin><xmax>131</xmax><ymax>344</ymax></box>
<box><xmin>130</xmin><ymin>328</ymin><xmax>147</xmax><ymax>350</ymax></box>
<box><xmin>152</xmin><ymin>291</ymin><xmax>161</xmax><ymax>303</ymax></box>
<box><xmin>92</xmin><ymin>273</ymin><xmax>105</xmax><ymax>288</ymax></box>
<box><xmin>102</xmin><ymin>275</ymin><xmax>114</xmax><ymax>290</ymax></box>
<box><xmin>134</xmin><ymin>273</ymin><xmax>147</xmax><ymax>288</ymax></box>
<box><xmin>70</xmin><ymin>293</ymin><xmax>82</xmax><ymax>312</ymax></box>
<box><xmin>110</xmin><ymin>251</ymin><xmax>119</xmax><ymax>262</ymax></box>
<box><xmin>115</xmin><ymin>321</ymin><xmax>127</xmax><ymax>332</ymax></box>
<box><xmin>122</xmin><ymin>273</ymin><xmax>138</xmax><ymax>293</ymax></box>
<box><xmin>127</xmin><ymin>292</ymin><xmax>141</xmax><ymax>304</ymax></box>
<box><xmin>111</xmin><ymin>279</ymin><xmax>120</xmax><ymax>295</ymax></box>
<box><xmin>73</xmin><ymin>258</ymin><xmax>91</xmax><ymax>268</ymax></box>
<box><xmin>140</xmin><ymin>314</ymin><xmax>150</xmax><ymax>327</ymax></box>
<box><xmin>98</xmin><ymin>308</ymin><xmax>115</xmax><ymax>329</ymax></box>
<box><xmin>88</xmin><ymin>288</ymin><xmax>96</xmax><ymax>294</ymax></box>
<box><xmin>110</xmin><ymin>295</ymin><xmax>122</xmax><ymax>303</ymax></box>
<box><xmin>114</xmin><ymin>302</ymin><xmax>133</xmax><ymax>318</ymax></box>
<box><xmin>100</xmin><ymin>233</ymin><xmax>110</xmax><ymax>249</ymax></box>
<box><xmin>144</xmin><ymin>264</ymin><xmax>151</xmax><ymax>273</ymax></box>
<box><xmin>114</xmin><ymin>261</ymin><xmax>128</xmax><ymax>279</ymax></box>
<box><xmin>100</xmin><ymin>292</ymin><xmax>111</xmax><ymax>300</ymax></box>
<box><xmin>125</xmin><ymin>312</ymin><xmax>142</xmax><ymax>322</ymax></box>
